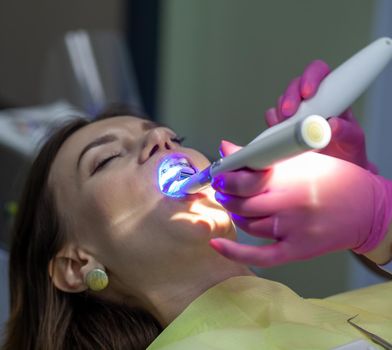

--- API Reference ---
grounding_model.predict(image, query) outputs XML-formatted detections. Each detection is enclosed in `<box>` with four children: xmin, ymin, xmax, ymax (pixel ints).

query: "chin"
<box><xmin>169</xmin><ymin>187</ymin><xmax>236</xmax><ymax>239</ymax></box>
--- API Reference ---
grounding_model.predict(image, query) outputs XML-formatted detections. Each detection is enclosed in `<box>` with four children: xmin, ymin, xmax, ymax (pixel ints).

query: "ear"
<box><xmin>48</xmin><ymin>244</ymin><xmax>102</xmax><ymax>293</ymax></box>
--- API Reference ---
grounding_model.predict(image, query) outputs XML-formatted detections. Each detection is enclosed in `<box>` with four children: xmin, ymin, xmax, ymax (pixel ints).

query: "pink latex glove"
<box><xmin>210</xmin><ymin>141</ymin><xmax>392</xmax><ymax>267</ymax></box>
<box><xmin>265</xmin><ymin>60</ymin><xmax>378</xmax><ymax>174</ymax></box>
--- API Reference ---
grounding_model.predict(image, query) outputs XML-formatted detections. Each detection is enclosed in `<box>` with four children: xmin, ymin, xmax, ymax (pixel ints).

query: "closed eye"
<box><xmin>171</xmin><ymin>136</ymin><xmax>186</xmax><ymax>145</ymax></box>
<box><xmin>92</xmin><ymin>153</ymin><xmax>121</xmax><ymax>175</ymax></box>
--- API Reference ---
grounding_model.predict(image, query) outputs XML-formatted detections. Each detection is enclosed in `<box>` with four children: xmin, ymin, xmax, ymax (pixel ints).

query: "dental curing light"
<box><xmin>167</xmin><ymin>37</ymin><xmax>392</xmax><ymax>197</ymax></box>
<box><xmin>165</xmin><ymin>115</ymin><xmax>331</xmax><ymax>196</ymax></box>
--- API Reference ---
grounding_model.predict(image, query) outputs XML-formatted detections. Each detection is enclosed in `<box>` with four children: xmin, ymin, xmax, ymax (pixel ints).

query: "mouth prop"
<box><xmin>158</xmin><ymin>156</ymin><xmax>197</xmax><ymax>197</ymax></box>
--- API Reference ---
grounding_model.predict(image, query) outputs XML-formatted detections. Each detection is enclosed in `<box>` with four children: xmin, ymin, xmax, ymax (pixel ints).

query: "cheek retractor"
<box><xmin>163</xmin><ymin>37</ymin><xmax>392</xmax><ymax>198</ymax></box>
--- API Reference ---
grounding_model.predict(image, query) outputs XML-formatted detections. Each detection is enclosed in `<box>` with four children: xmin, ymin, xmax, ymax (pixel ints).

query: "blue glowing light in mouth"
<box><xmin>158</xmin><ymin>156</ymin><xmax>197</xmax><ymax>198</ymax></box>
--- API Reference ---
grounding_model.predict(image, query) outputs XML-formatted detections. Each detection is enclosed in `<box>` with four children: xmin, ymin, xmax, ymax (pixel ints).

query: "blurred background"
<box><xmin>1</xmin><ymin>0</ymin><xmax>391</xmax><ymax>334</ymax></box>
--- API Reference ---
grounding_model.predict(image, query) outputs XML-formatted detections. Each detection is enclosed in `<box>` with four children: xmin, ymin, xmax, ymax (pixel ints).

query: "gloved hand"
<box><xmin>265</xmin><ymin>60</ymin><xmax>378</xmax><ymax>174</ymax></box>
<box><xmin>210</xmin><ymin>141</ymin><xmax>392</xmax><ymax>267</ymax></box>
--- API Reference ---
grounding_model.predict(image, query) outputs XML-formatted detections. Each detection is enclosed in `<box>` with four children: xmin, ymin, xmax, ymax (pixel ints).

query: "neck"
<box><xmin>141</xmin><ymin>258</ymin><xmax>254</xmax><ymax>326</ymax></box>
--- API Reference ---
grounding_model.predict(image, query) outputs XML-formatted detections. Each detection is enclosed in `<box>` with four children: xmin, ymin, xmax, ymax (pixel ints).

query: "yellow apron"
<box><xmin>147</xmin><ymin>276</ymin><xmax>392</xmax><ymax>350</ymax></box>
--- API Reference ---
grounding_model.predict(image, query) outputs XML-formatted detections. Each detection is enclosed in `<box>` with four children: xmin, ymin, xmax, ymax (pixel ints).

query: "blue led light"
<box><xmin>158</xmin><ymin>156</ymin><xmax>191</xmax><ymax>198</ymax></box>
<box><xmin>165</xmin><ymin>179</ymin><xmax>188</xmax><ymax>198</ymax></box>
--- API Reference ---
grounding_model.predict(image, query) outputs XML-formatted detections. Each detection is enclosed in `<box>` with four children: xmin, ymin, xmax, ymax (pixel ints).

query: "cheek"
<box><xmin>76</xmin><ymin>176</ymin><xmax>163</xmax><ymax>268</ymax></box>
<box><xmin>82</xmin><ymin>170</ymin><xmax>156</xmax><ymax>236</ymax></box>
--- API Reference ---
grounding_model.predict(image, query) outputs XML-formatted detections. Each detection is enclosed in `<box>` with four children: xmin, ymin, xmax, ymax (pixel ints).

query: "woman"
<box><xmin>2</xmin><ymin>108</ymin><xmax>392</xmax><ymax>349</ymax></box>
<box><xmin>2</xmin><ymin>111</ymin><xmax>253</xmax><ymax>349</ymax></box>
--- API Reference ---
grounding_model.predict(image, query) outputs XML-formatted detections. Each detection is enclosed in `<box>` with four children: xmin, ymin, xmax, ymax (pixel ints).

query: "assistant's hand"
<box><xmin>210</xmin><ymin>141</ymin><xmax>392</xmax><ymax>267</ymax></box>
<box><xmin>265</xmin><ymin>60</ymin><xmax>377</xmax><ymax>174</ymax></box>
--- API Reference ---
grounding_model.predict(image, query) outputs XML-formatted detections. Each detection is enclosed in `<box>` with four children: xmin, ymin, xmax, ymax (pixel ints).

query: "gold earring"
<box><xmin>85</xmin><ymin>268</ymin><xmax>109</xmax><ymax>291</ymax></box>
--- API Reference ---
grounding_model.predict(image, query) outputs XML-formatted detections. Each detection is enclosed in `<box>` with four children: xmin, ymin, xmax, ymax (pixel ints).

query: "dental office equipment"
<box><xmin>162</xmin><ymin>37</ymin><xmax>392</xmax><ymax>197</ymax></box>
<box><xmin>347</xmin><ymin>315</ymin><xmax>392</xmax><ymax>350</ymax></box>
<box><xmin>161</xmin><ymin>115</ymin><xmax>331</xmax><ymax>197</ymax></box>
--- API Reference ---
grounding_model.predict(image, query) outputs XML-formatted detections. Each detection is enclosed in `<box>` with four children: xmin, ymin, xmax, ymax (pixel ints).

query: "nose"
<box><xmin>139</xmin><ymin>127</ymin><xmax>176</xmax><ymax>163</ymax></box>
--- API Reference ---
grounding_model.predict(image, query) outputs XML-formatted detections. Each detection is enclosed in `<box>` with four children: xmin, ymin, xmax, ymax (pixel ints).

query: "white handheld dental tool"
<box><xmin>165</xmin><ymin>115</ymin><xmax>331</xmax><ymax>196</ymax></box>
<box><xmin>169</xmin><ymin>37</ymin><xmax>392</xmax><ymax>196</ymax></box>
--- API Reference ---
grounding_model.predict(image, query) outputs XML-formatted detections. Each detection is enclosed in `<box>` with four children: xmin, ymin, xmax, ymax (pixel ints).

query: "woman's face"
<box><xmin>49</xmin><ymin>116</ymin><xmax>236</xmax><ymax>294</ymax></box>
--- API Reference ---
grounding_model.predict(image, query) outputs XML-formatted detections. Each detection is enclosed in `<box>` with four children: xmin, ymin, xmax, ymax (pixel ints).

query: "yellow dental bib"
<box><xmin>147</xmin><ymin>276</ymin><xmax>392</xmax><ymax>350</ymax></box>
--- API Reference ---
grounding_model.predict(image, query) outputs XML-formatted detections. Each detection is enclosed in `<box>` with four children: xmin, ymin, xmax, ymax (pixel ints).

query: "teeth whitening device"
<box><xmin>164</xmin><ymin>37</ymin><xmax>392</xmax><ymax>197</ymax></box>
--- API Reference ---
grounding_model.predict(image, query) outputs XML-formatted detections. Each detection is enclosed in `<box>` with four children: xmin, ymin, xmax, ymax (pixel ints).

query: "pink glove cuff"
<box><xmin>353</xmin><ymin>175</ymin><xmax>392</xmax><ymax>254</ymax></box>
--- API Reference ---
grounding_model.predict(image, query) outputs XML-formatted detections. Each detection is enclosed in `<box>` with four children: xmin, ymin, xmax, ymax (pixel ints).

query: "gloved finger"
<box><xmin>276</xmin><ymin>95</ymin><xmax>284</xmax><ymax>122</ymax></box>
<box><xmin>336</xmin><ymin>108</ymin><xmax>355</xmax><ymax>122</ymax></box>
<box><xmin>367</xmin><ymin>162</ymin><xmax>379</xmax><ymax>175</ymax></box>
<box><xmin>265</xmin><ymin>107</ymin><xmax>279</xmax><ymax>127</ymax></box>
<box><xmin>219</xmin><ymin>139</ymin><xmax>242</xmax><ymax>157</ymax></box>
<box><xmin>231</xmin><ymin>214</ymin><xmax>276</xmax><ymax>239</ymax></box>
<box><xmin>212</xmin><ymin>169</ymin><xmax>272</xmax><ymax>197</ymax></box>
<box><xmin>214</xmin><ymin>191</ymin><xmax>298</xmax><ymax>217</ymax></box>
<box><xmin>209</xmin><ymin>238</ymin><xmax>291</xmax><ymax>267</ymax></box>
<box><xmin>280</xmin><ymin>77</ymin><xmax>302</xmax><ymax>117</ymax></box>
<box><xmin>300</xmin><ymin>60</ymin><xmax>330</xmax><ymax>99</ymax></box>
<box><xmin>328</xmin><ymin>117</ymin><xmax>364</xmax><ymax>147</ymax></box>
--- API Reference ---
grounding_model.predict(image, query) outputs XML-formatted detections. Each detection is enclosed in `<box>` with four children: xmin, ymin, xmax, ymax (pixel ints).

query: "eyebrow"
<box><xmin>76</xmin><ymin>120</ymin><xmax>174</xmax><ymax>170</ymax></box>
<box><xmin>141</xmin><ymin>120</ymin><xmax>169</xmax><ymax>130</ymax></box>
<box><xmin>77</xmin><ymin>134</ymin><xmax>119</xmax><ymax>169</ymax></box>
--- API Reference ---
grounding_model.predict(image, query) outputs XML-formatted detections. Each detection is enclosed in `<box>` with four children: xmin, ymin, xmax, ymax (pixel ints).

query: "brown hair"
<box><xmin>2</xmin><ymin>115</ymin><xmax>162</xmax><ymax>350</ymax></box>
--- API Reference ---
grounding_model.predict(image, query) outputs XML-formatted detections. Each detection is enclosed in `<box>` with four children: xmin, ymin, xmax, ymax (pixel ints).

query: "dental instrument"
<box><xmin>164</xmin><ymin>37</ymin><xmax>392</xmax><ymax>197</ymax></box>
<box><xmin>162</xmin><ymin>115</ymin><xmax>331</xmax><ymax>196</ymax></box>
<box><xmin>347</xmin><ymin>315</ymin><xmax>392</xmax><ymax>350</ymax></box>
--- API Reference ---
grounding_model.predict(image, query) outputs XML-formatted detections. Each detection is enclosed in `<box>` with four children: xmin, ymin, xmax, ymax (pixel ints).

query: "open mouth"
<box><xmin>158</xmin><ymin>155</ymin><xmax>197</xmax><ymax>197</ymax></box>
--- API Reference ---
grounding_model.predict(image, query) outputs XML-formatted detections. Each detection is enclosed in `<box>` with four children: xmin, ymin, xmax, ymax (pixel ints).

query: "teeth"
<box><xmin>160</xmin><ymin>157</ymin><xmax>195</xmax><ymax>176</ymax></box>
<box><xmin>158</xmin><ymin>156</ymin><xmax>197</xmax><ymax>194</ymax></box>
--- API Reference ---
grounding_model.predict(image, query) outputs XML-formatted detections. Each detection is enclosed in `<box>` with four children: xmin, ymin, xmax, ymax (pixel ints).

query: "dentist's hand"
<box><xmin>265</xmin><ymin>60</ymin><xmax>377</xmax><ymax>174</ymax></box>
<box><xmin>210</xmin><ymin>141</ymin><xmax>392</xmax><ymax>267</ymax></box>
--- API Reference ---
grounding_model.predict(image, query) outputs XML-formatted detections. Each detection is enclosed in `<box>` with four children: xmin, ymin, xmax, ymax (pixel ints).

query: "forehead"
<box><xmin>49</xmin><ymin>116</ymin><xmax>154</xmax><ymax>180</ymax></box>
<box><xmin>69</xmin><ymin>115</ymin><xmax>155</xmax><ymax>144</ymax></box>
<box><xmin>60</xmin><ymin>115</ymin><xmax>153</xmax><ymax>155</ymax></box>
